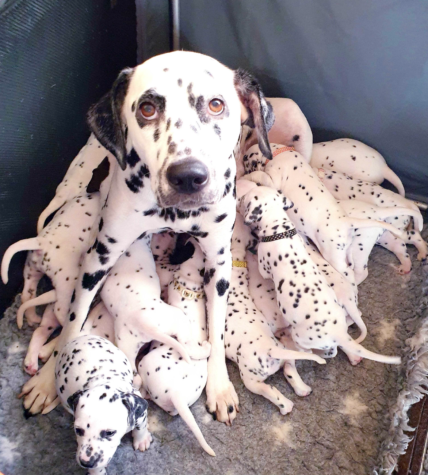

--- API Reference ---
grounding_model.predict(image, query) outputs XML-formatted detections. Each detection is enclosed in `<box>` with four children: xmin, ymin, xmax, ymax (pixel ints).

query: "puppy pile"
<box><xmin>2</xmin><ymin>51</ymin><xmax>426</xmax><ymax>474</ymax></box>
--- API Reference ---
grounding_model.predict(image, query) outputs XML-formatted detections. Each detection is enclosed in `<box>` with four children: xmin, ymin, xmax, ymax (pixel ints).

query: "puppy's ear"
<box><xmin>121</xmin><ymin>392</ymin><xmax>149</xmax><ymax>428</ymax></box>
<box><xmin>87</xmin><ymin>68</ymin><xmax>134</xmax><ymax>171</ymax></box>
<box><xmin>67</xmin><ymin>390</ymin><xmax>85</xmax><ymax>413</ymax></box>
<box><xmin>234</xmin><ymin>69</ymin><xmax>273</xmax><ymax>161</ymax></box>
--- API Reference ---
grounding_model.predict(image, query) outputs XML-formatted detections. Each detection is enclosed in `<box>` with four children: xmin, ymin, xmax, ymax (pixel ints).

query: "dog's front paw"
<box><xmin>133</xmin><ymin>430</ymin><xmax>152</xmax><ymax>452</ymax></box>
<box><xmin>293</xmin><ymin>383</ymin><xmax>312</xmax><ymax>398</ymax></box>
<box><xmin>206</xmin><ymin>374</ymin><xmax>239</xmax><ymax>426</ymax></box>
<box><xmin>23</xmin><ymin>354</ymin><xmax>39</xmax><ymax>376</ymax></box>
<box><xmin>19</xmin><ymin>355</ymin><xmax>57</xmax><ymax>416</ymax></box>
<box><xmin>279</xmin><ymin>399</ymin><xmax>293</xmax><ymax>415</ymax></box>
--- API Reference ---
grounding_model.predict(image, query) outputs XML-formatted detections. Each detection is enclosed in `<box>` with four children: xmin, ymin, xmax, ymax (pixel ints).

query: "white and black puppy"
<box><xmin>237</xmin><ymin>181</ymin><xmax>401</xmax><ymax>365</ymax></box>
<box><xmin>151</xmin><ymin>230</ymin><xmax>177</xmax><ymax>301</ymax></box>
<box><xmin>2</xmin><ymin>192</ymin><xmax>100</xmax><ymax>328</ymax></box>
<box><xmin>311</xmin><ymin>139</ymin><xmax>405</xmax><ymax>196</ymax></box>
<box><xmin>139</xmin><ymin>238</ymin><xmax>215</xmax><ymax>454</ymax></box>
<box><xmin>316</xmin><ymin>168</ymin><xmax>426</xmax><ymax>261</ymax></box>
<box><xmin>225</xmin><ymin>212</ymin><xmax>325</xmax><ymax>411</ymax></box>
<box><xmin>22</xmin><ymin>51</ymin><xmax>274</xmax><ymax>422</ymax></box>
<box><xmin>101</xmin><ymin>236</ymin><xmax>210</xmax><ymax>384</ymax></box>
<box><xmin>56</xmin><ymin>335</ymin><xmax>151</xmax><ymax>475</ymax></box>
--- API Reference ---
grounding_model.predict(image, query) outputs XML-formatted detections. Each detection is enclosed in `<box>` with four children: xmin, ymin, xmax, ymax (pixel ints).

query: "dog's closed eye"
<box><xmin>100</xmin><ymin>430</ymin><xmax>117</xmax><ymax>439</ymax></box>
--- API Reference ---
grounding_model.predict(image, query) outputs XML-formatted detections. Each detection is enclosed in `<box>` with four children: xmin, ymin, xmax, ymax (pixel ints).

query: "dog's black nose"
<box><xmin>79</xmin><ymin>458</ymin><xmax>95</xmax><ymax>469</ymax></box>
<box><xmin>166</xmin><ymin>159</ymin><xmax>209</xmax><ymax>194</ymax></box>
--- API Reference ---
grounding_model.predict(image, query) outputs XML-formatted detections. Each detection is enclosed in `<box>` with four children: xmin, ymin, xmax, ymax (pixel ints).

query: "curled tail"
<box><xmin>344</xmin><ymin>217</ymin><xmax>405</xmax><ymax>239</ymax></box>
<box><xmin>383</xmin><ymin>166</ymin><xmax>405</xmax><ymax>197</ymax></box>
<box><xmin>2</xmin><ymin>237</ymin><xmax>40</xmax><ymax>284</ymax></box>
<box><xmin>37</xmin><ymin>196</ymin><xmax>66</xmax><ymax>233</ymax></box>
<box><xmin>337</xmin><ymin>335</ymin><xmax>401</xmax><ymax>365</ymax></box>
<box><xmin>148</xmin><ymin>329</ymin><xmax>192</xmax><ymax>364</ymax></box>
<box><xmin>268</xmin><ymin>347</ymin><xmax>326</xmax><ymax>365</ymax></box>
<box><xmin>17</xmin><ymin>289</ymin><xmax>57</xmax><ymax>329</ymax></box>
<box><xmin>170</xmin><ymin>391</ymin><xmax>215</xmax><ymax>456</ymax></box>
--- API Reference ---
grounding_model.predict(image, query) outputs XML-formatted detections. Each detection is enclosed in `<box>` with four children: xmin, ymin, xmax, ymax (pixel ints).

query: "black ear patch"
<box><xmin>121</xmin><ymin>392</ymin><xmax>149</xmax><ymax>428</ymax></box>
<box><xmin>67</xmin><ymin>390</ymin><xmax>85</xmax><ymax>413</ymax></box>
<box><xmin>234</xmin><ymin>69</ymin><xmax>273</xmax><ymax>161</ymax></box>
<box><xmin>87</xmin><ymin>68</ymin><xmax>134</xmax><ymax>171</ymax></box>
<box><xmin>86</xmin><ymin>156</ymin><xmax>111</xmax><ymax>193</ymax></box>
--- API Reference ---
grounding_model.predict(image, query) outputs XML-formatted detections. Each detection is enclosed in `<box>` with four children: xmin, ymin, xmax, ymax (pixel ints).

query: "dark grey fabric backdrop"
<box><xmin>0</xmin><ymin>0</ymin><xmax>137</xmax><ymax>314</ymax></box>
<box><xmin>177</xmin><ymin>0</ymin><xmax>428</xmax><ymax>200</ymax></box>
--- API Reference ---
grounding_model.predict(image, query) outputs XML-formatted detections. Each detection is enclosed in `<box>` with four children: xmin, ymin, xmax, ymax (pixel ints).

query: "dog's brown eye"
<box><xmin>209</xmin><ymin>98</ymin><xmax>224</xmax><ymax>115</ymax></box>
<box><xmin>140</xmin><ymin>102</ymin><xmax>156</xmax><ymax>119</ymax></box>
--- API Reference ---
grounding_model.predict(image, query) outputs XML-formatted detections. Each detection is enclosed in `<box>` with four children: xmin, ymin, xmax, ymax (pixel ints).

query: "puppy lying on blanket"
<box><xmin>101</xmin><ymin>236</ymin><xmax>211</xmax><ymax>383</ymax></box>
<box><xmin>56</xmin><ymin>335</ymin><xmax>151</xmax><ymax>475</ymax></box>
<box><xmin>243</xmin><ymin>144</ymin><xmax>403</xmax><ymax>284</ymax></box>
<box><xmin>339</xmin><ymin>199</ymin><xmax>418</xmax><ymax>282</ymax></box>
<box><xmin>139</xmin><ymin>238</ymin><xmax>215</xmax><ymax>454</ymax></box>
<box><xmin>237</xmin><ymin>180</ymin><xmax>401</xmax><ymax>365</ymax></box>
<box><xmin>310</xmin><ymin>139</ymin><xmax>405</xmax><ymax>196</ymax></box>
<box><xmin>2</xmin><ymin>192</ymin><xmax>100</xmax><ymax>327</ymax></box>
<box><xmin>226</xmin><ymin>212</ymin><xmax>326</xmax><ymax>410</ymax></box>
<box><xmin>316</xmin><ymin>168</ymin><xmax>426</xmax><ymax>261</ymax></box>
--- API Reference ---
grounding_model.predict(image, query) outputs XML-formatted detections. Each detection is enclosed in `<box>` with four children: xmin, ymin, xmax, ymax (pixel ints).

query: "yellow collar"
<box><xmin>173</xmin><ymin>280</ymin><xmax>204</xmax><ymax>300</ymax></box>
<box><xmin>232</xmin><ymin>260</ymin><xmax>247</xmax><ymax>268</ymax></box>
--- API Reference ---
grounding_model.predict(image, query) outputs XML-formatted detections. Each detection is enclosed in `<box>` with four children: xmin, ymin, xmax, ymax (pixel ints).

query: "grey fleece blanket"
<box><xmin>0</xmin><ymin>241</ymin><xmax>427</xmax><ymax>475</ymax></box>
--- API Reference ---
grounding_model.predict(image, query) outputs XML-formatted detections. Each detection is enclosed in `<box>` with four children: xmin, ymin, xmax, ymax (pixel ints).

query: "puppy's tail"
<box><xmin>170</xmin><ymin>391</ymin><xmax>215</xmax><ymax>456</ymax></box>
<box><xmin>344</xmin><ymin>217</ymin><xmax>405</xmax><ymax>239</ymax></box>
<box><xmin>147</xmin><ymin>329</ymin><xmax>192</xmax><ymax>364</ymax></box>
<box><xmin>343</xmin><ymin>301</ymin><xmax>367</xmax><ymax>344</ymax></box>
<box><xmin>267</xmin><ymin>347</ymin><xmax>326</xmax><ymax>365</ymax></box>
<box><xmin>337</xmin><ymin>335</ymin><xmax>401</xmax><ymax>365</ymax></box>
<box><xmin>17</xmin><ymin>289</ymin><xmax>57</xmax><ymax>329</ymax></box>
<box><xmin>383</xmin><ymin>166</ymin><xmax>405</xmax><ymax>197</ymax></box>
<box><xmin>2</xmin><ymin>237</ymin><xmax>40</xmax><ymax>284</ymax></box>
<box><xmin>371</xmin><ymin>207</ymin><xmax>423</xmax><ymax>233</ymax></box>
<box><xmin>37</xmin><ymin>197</ymin><xmax>66</xmax><ymax>233</ymax></box>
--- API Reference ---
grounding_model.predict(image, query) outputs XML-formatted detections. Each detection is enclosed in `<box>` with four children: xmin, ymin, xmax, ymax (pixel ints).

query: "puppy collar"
<box><xmin>264</xmin><ymin>145</ymin><xmax>295</xmax><ymax>165</ymax></box>
<box><xmin>173</xmin><ymin>280</ymin><xmax>204</xmax><ymax>300</ymax></box>
<box><xmin>232</xmin><ymin>260</ymin><xmax>247</xmax><ymax>268</ymax></box>
<box><xmin>261</xmin><ymin>228</ymin><xmax>297</xmax><ymax>242</ymax></box>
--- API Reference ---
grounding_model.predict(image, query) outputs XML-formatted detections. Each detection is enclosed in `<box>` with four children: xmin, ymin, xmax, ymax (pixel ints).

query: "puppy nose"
<box><xmin>79</xmin><ymin>459</ymin><xmax>95</xmax><ymax>469</ymax></box>
<box><xmin>166</xmin><ymin>159</ymin><xmax>209</xmax><ymax>194</ymax></box>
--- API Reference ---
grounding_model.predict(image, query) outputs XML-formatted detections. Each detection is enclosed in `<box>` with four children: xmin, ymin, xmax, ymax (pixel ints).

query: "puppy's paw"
<box><xmin>23</xmin><ymin>357</ymin><xmax>39</xmax><ymax>376</ymax></box>
<box><xmin>294</xmin><ymin>384</ymin><xmax>312</xmax><ymax>398</ymax></box>
<box><xmin>133</xmin><ymin>430</ymin><xmax>152</xmax><ymax>452</ymax></box>
<box><xmin>279</xmin><ymin>400</ymin><xmax>293</xmax><ymax>415</ymax></box>
<box><xmin>206</xmin><ymin>379</ymin><xmax>239</xmax><ymax>426</ymax></box>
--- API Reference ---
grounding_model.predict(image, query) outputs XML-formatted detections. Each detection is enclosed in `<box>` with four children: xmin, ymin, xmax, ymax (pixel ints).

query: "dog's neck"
<box><xmin>252</xmin><ymin>211</ymin><xmax>295</xmax><ymax>239</ymax></box>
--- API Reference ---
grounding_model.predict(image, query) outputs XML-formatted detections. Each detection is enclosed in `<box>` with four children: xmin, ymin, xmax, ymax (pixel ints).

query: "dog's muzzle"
<box><xmin>166</xmin><ymin>158</ymin><xmax>209</xmax><ymax>194</ymax></box>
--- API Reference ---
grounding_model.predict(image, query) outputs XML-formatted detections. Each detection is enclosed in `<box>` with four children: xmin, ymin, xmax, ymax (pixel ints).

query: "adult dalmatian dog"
<box><xmin>20</xmin><ymin>51</ymin><xmax>274</xmax><ymax>425</ymax></box>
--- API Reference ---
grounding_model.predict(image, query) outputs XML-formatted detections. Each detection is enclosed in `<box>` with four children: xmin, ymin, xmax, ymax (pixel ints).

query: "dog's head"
<box><xmin>88</xmin><ymin>51</ymin><xmax>272</xmax><ymax>209</ymax></box>
<box><xmin>69</xmin><ymin>387</ymin><xmax>148</xmax><ymax>471</ymax></box>
<box><xmin>237</xmin><ymin>183</ymin><xmax>293</xmax><ymax>234</ymax></box>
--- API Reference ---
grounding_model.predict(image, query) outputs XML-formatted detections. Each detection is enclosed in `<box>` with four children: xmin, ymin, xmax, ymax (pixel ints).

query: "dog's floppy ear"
<box><xmin>121</xmin><ymin>392</ymin><xmax>149</xmax><ymax>428</ymax></box>
<box><xmin>67</xmin><ymin>390</ymin><xmax>85</xmax><ymax>413</ymax></box>
<box><xmin>234</xmin><ymin>69</ymin><xmax>273</xmax><ymax>161</ymax></box>
<box><xmin>87</xmin><ymin>68</ymin><xmax>134</xmax><ymax>171</ymax></box>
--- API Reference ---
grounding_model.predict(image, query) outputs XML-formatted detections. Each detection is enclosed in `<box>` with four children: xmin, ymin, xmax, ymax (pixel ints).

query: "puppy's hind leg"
<box><xmin>283</xmin><ymin>361</ymin><xmax>312</xmax><ymax>397</ymax></box>
<box><xmin>377</xmin><ymin>231</ymin><xmax>412</xmax><ymax>274</ymax></box>
<box><xmin>243</xmin><ymin>378</ymin><xmax>293</xmax><ymax>415</ymax></box>
<box><xmin>405</xmin><ymin>230</ymin><xmax>427</xmax><ymax>261</ymax></box>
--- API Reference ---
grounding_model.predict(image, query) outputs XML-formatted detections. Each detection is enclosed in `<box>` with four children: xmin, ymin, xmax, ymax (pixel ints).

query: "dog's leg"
<box><xmin>24</xmin><ymin>304</ymin><xmax>60</xmax><ymax>375</ymax></box>
<box><xmin>199</xmin><ymin>228</ymin><xmax>239</xmax><ymax>425</ymax></box>
<box><xmin>405</xmin><ymin>230</ymin><xmax>428</xmax><ymax>261</ymax></box>
<box><xmin>132</xmin><ymin>414</ymin><xmax>152</xmax><ymax>452</ymax></box>
<box><xmin>38</xmin><ymin>337</ymin><xmax>58</xmax><ymax>362</ymax></box>
<box><xmin>377</xmin><ymin>231</ymin><xmax>412</xmax><ymax>274</ymax></box>
<box><xmin>244</xmin><ymin>379</ymin><xmax>293</xmax><ymax>415</ymax></box>
<box><xmin>283</xmin><ymin>361</ymin><xmax>312</xmax><ymax>397</ymax></box>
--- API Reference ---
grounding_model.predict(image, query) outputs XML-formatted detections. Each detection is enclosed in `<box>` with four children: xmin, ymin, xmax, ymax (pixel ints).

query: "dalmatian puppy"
<box><xmin>237</xmin><ymin>180</ymin><xmax>401</xmax><ymax>365</ymax></box>
<box><xmin>139</xmin><ymin>238</ymin><xmax>215</xmax><ymax>454</ymax></box>
<box><xmin>101</xmin><ymin>236</ymin><xmax>211</xmax><ymax>384</ymax></box>
<box><xmin>37</xmin><ymin>134</ymin><xmax>116</xmax><ymax>232</ymax></box>
<box><xmin>338</xmin><ymin>200</ymin><xmax>418</xmax><ymax>282</ymax></box>
<box><xmin>151</xmin><ymin>230</ymin><xmax>177</xmax><ymax>301</ymax></box>
<box><xmin>316</xmin><ymin>168</ymin><xmax>426</xmax><ymax>261</ymax></box>
<box><xmin>225</xmin><ymin>212</ymin><xmax>326</xmax><ymax>410</ymax></box>
<box><xmin>2</xmin><ymin>192</ymin><xmax>100</xmax><ymax>328</ymax></box>
<box><xmin>246</xmin><ymin>251</ymin><xmax>283</xmax><ymax>328</ymax></box>
<box><xmin>21</xmin><ymin>51</ymin><xmax>273</xmax><ymax>422</ymax></box>
<box><xmin>243</xmin><ymin>144</ymin><xmax>402</xmax><ymax>284</ymax></box>
<box><xmin>310</xmin><ymin>139</ymin><xmax>405</xmax><ymax>196</ymax></box>
<box><xmin>56</xmin><ymin>335</ymin><xmax>151</xmax><ymax>475</ymax></box>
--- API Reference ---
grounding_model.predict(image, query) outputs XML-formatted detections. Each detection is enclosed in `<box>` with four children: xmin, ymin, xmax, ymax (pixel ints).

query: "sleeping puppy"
<box><xmin>236</xmin><ymin>180</ymin><xmax>401</xmax><ymax>365</ymax></box>
<box><xmin>56</xmin><ymin>335</ymin><xmax>151</xmax><ymax>475</ymax></box>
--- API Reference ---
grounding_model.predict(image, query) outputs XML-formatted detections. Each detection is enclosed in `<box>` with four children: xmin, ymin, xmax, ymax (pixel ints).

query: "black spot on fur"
<box><xmin>126</xmin><ymin>149</ymin><xmax>141</xmax><ymax>168</ymax></box>
<box><xmin>204</xmin><ymin>268</ymin><xmax>216</xmax><ymax>286</ymax></box>
<box><xmin>293</xmin><ymin>135</ymin><xmax>300</xmax><ymax>142</ymax></box>
<box><xmin>215</xmin><ymin>213</ymin><xmax>228</xmax><ymax>223</ymax></box>
<box><xmin>82</xmin><ymin>270</ymin><xmax>106</xmax><ymax>291</ymax></box>
<box><xmin>216</xmin><ymin>278</ymin><xmax>230</xmax><ymax>297</ymax></box>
